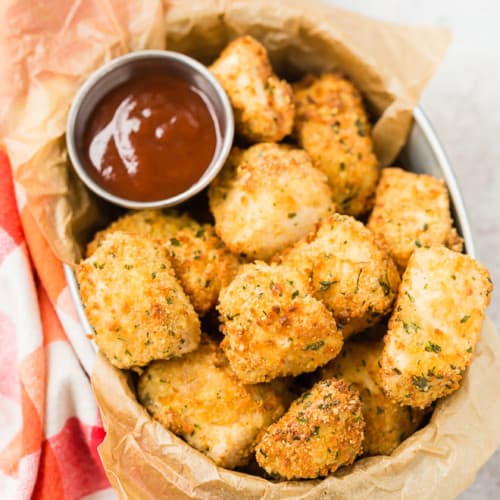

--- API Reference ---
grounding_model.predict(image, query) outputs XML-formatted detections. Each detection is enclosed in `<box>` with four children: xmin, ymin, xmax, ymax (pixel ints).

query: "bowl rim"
<box><xmin>65</xmin><ymin>49</ymin><xmax>235</xmax><ymax>210</ymax></box>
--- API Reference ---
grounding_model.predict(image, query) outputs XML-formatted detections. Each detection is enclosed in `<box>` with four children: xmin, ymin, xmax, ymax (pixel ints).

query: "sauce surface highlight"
<box><xmin>83</xmin><ymin>74</ymin><xmax>218</xmax><ymax>202</ymax></box>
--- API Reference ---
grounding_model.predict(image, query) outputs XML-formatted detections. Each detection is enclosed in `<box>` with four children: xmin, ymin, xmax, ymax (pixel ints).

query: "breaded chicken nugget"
<box><xmin>137</xmin><ymin>335</ymin><xmax>290</xmax><ymax>469</ymax></box>
<box><xmin>255</xmin><ymin>379</ymin><xmax>364</xmax><ymax>479</ymax></box>
<box><xmin>380</xmin><ymin>246</ymin><xmax>493</xmax><ymax>409</ymax></box>
<box><xmin>277</xmin><ymin>213</ymin><xmax>400</xmax><ymax>338</ymax></box>
<box><xmin>218</xmin><ymin>261</ymin><xmax>342</xmax><ymax>383</ymax></box>
<box><xmin>210</xmin><ymin>36</ymin><xmax>294</xmax><ymax>142</ymax></box>
<box><xmin>86</xmin><ymin>209</ymin><xmax>195</xmax><ymax>257</ymax></box>
<box><xmin>293</xmin><ymin>73</ymin><xmax>379</xmax><ymax>216</ymax></box>
<box><xmin>77</xmin><ymin>232</ymin><xmax>200</xmax><ymax>369</ymax></box>
<box><xmin>86</xmin><ymin>209</ymin><xmax>240</xmax><ymax>315</ymax></box>
<box><xmin>165</xmin><ymin>223</ymin><xmax>240</xmax><ymax>315</ymax></box>
<box><xmin>209</xmin><ymin>143</ymin><xmax>334</xmax><ymax>260</ymax></box>
<box><xmin>368</xmin><ymin>168</ymin><xmax>463</xmax><ymax>271</ymax></box>
<box><xmin>321</xmin><ymin>340</ymin><xmax>427</xmax><ymax>456</ymax></box>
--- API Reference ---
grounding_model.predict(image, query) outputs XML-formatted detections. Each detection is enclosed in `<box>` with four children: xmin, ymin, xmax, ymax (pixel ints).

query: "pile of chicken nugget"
<box><xmin>77</xmin><ymin>36</ymin><xmax>493</xmax><ymax>480</ymax></box>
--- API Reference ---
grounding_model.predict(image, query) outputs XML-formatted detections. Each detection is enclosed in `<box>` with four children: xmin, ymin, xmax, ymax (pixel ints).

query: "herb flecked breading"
<box><xmin>275</xmin><ymin>213</ymin><xmax>400</xmax><ymax>338</ymax></box>
<box><xmin>368</xmin><ymin>167</ymin><xmax>463</xmax><ymax>272</ymax></box>
<box><xmin>138</xmin><ymin>335</ymin><xmax>290</xmax><ymax>469</ymax></box>
<box><xmin>209</xmin><ymin>35</ymin><xmax>295</xmax><ymax>142</ymax></box>
<box><xmin>255</xmin><ymin>378</ymin><xmax>364</xmax><ymax>479</ymax></box>
<box><xmin>77</xmin><ymin>231</ymin><xmax>201</xmax><ymax>369</ymax></box>
<box><xmin>218</xmin><ymin>261</ymin><xmax>343</xmax><ymax>383</ymax></box>
<box><xmin>85</xmin><ymin>209</ymin><xmax>240</xmax><ymax>315</ymax></box>
<box><xmin>293</xmin><ymin>73</ymin><xmax>379</xmax><ymax>217</ymax></box>
<box><xmin>321</xmin><ymin>340</ymin><xmax>428</xmax><ymax>456</ymax></box>
<box><xmin>380</xmin><ymin>246</ymin><xmax>493</xmax><ymax>409</ymax></box>
<box><xmin>209</xmin><ymin>143</ymin><xmax>334</xmax><ymax>261</ymax></box>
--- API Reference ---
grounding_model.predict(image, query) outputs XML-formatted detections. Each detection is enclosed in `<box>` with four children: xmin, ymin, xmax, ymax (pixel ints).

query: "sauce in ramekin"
<box><xmin>82</xmin><ymin>74</ymin><xmax>218</xmax><ymax>202</ymax></box>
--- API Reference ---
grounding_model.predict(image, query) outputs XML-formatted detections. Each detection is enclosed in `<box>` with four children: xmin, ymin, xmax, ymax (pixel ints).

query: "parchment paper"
<box><xmin>1</xmin><ymin>0</ymin><xmax>499</xmax><ymax>498</ymax></box>
<box><xmin>93</xmin><ymin>318</ymin><xmax>500</xmax><ymax>499</ymax></box>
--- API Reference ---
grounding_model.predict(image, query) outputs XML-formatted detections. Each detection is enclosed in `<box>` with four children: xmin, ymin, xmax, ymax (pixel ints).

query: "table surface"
<box><xmin>325</xmin><ymin>0</ymin><xmax>500</xmax><ymax>497</ymax></box>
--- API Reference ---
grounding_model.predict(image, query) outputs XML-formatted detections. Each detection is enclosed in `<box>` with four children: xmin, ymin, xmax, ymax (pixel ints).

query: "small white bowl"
<box><xmin>66</xmin><ymin>50</ymin><xmax>234</xmax><ymax>209</ymax></box>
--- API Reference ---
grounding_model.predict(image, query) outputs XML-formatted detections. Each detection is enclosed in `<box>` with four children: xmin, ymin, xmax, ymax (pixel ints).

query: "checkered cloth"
<box><xmin>0</xmin><ymin>150</ymin><xmax>114</xmax><ymax>498</ymax></box>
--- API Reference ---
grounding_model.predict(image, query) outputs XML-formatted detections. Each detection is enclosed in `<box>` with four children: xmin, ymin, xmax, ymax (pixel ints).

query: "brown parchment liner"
<box><xmin>93</xmin><ymin>318</ymin><xmax>500</xmax><ymax>500</ymax></box>
<box><xmin>1</xmin><ymin>0</ymin><xmax>499</xmax><ymax>498</ymax></box>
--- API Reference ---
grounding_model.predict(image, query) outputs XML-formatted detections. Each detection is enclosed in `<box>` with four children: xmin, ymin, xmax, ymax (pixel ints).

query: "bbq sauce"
<box><xmin>83</xmin><ymin>74</ymin><xmax>218</xmax><ymax>202</ymax></box>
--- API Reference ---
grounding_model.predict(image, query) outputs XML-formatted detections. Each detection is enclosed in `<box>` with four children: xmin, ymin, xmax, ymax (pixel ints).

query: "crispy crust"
<box><xmin>255</xmin><ymin>379</ymin><xmax>364</xmax><ymax>479</ymax></box>
<box><xmin>380</xmin><ymin>246</ymin><xmax>493</xmax><ymax>408</ymax></box>
<box><xmin>321</xmin><ymin>340</ymin><xmax>427</xmax><ymax>456</ymax></box>
<box><xmin>218</xmin><ymin>261</ymin><xmax>342</xmax><ymax>383</ymax></box>
<box><xmin>137</xmin><ymin>335</ymin><xmax>290</xmax><ymax>469</ymax></box>
<box><xmin>210</xmin><ymin>36</ymin><xmax>294</xmax><ymax>142</ymax></box>
<box><xmin>85</xmin><ymin>209</ymin><xmax>195</xmax><ymax>257</ymax></box>
<box><xmin>276</xmin><ymin>213</ymin><xmax>400</xmax><ymax>338</ymax></box>
<box><xmin>77</xmin><ymin>232</ymin><xmax>201</xmax><ymax>369</ymax></box>
<box><xmin>165</xmin><ymin>223</ymin><xmax>240</xmax><ymax>315</ymax></box>
<box><xmin>367</xmin><ymin>168</ymin><xmax>463</xmax><ymax>271</ymax></box>
<box><xmin>293</xmin><ymin>73</ymin><xmax>379</xmax><ymax>216</ymax></box>
<box><xmin>209</xmin><ymin>143</ymin><xmax>334</xmax><ymax>260</ymax></box>
<box><xmin>86</xmin><ymin>209</ymin><xmax>240</xmax><ymax>315</ymax></box>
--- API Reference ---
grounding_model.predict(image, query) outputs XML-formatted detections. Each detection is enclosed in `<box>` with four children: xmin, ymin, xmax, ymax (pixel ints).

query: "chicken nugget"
<box><xmin>165</xmin><ymin>223</ymin><xmax>240</xmax><ymax>315</ymax></box>
<box><xmin>209</xmin><ymin>143</ymin><xmax>334</xmax><ymax>260</ymax></box>
<box><xmin>255</xmin><ymin>379</ymin><xmax>364</xmax><ymax>480</ymax></box>
<box><xmin>277</xmin><ymin>213</ymin><xmax>400</xmax><ymax>338</ymax></box>
<box><xmin>368</xmin><ymin>168</ymin><xmax>463</xmax><ymax>271</ymax></box>
<box><xmin>293</xmin><ymin>73</ymin><xmax>379</xmax><ymax>216</ymax></box>
<box><xmin>218</xmin><ymin>261</ymin><xmax>342</xmax><ymax>383</ymax></box>
<box><xmin>321</xmin><ymin>340</ymin><xmax>427</xmax><ymax>456</ymax></box>
<box><xmin>86</xmin><ymin>209</ymin><xmax>195</xmax><ymax>257</ymax></box>
<box><xmin>210</xmin><ymin>36</ymin><xmax>294</xmax><ymax>142</ymax></box>
<box><xmin>77</xmin><ymin>232</ymin><xmax>200</xmax><ymax>369</ymax></box>
<box><xmin>86</xmin><ymin>209</ymin><xmax>240</xmax><ymax>315</ymax></box>
<box><xmin>137</xmin><ymin>335</ymin><xmax>290</xmax><ymax>469</ymax></box>
<box><xmin>380</xmin><ymin>246</ymin><xmax>493</xmax><ymax>409</ymax></box>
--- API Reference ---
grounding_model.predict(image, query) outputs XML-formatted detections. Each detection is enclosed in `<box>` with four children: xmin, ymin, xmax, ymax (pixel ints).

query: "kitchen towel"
<box><xmin>0</xmin><ymin>150</ymin><xmax>114</xmax><ymax>499</ymax></box>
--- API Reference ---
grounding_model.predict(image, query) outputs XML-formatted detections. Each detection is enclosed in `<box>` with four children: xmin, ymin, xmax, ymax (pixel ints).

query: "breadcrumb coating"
<box><xmin>210</xmin><ymin>36</ymin><xmax>294</xmax><ymax>142</ymax></box>
<box><xmin>368</xmin><ymin>168</ymin><xmax>463</xmax><ymax>271</ymax></box>
<box><xmin>321</xmin><ymin>340</ymin><xmax>427</xmax><ymax>455</ymax></box>
<box><xmin>209</xmin><ymin>143</ymin><xmax>334</xmax><ymax>260</ymax></box>
<box><xmin>255</xmin><ymin>379</ymin><xmax>364</xmax><ymax>479</ymax></box>
<box><xmin>165</xmin><ymin>223</ymin><xmax>240</xmax><ymax>315</ymax></box>
<box><xmin>86</xmin><ymin>209</ymin><xmax>240</xmax><ymax>315</ymax></box>
<box><xmin>277</xmin><ymin>213</ymin><xmax>400</xmax><ymax>338</ymax></box>
<box><xmin>77</xmin><ymin>232</ymin><xmax>200</xmax><ymax>369</ymax></box>
<box><xmin>86</xmin><ymin>209</ymin><xmax>195</xmax><ymax>257</ymax></box>
<box><xmin>218</xmin><ymin>261</ymin><xmax>342</xmax><ymax>383</ymax></box>
<box><xmin>380</xmin><ymin>246</ymin><xmax>493</xmax><ymax>408</ymax></box>
<box><xmin>293</xmin><ymin>73</ymin><xmax>379</xmax><ymax>216</ymax></box>
<box><xmin>137</xmin><ymin>335</ymin><xmax>290</xmax><ymax>469</ymax></box>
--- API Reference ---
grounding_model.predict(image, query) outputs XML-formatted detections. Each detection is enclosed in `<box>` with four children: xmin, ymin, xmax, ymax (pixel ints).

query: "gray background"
<box><xmin>324</xmin><ymin>0</ymin><xmax>499</xmax><ymax>497</ymax></box>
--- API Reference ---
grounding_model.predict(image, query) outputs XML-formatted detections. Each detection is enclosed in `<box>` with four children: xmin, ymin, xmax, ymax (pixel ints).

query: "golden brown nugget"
<box><xmin>218</xmin><ymin>261</ymin><xmax>342</xmax><ymax>383</ymax></box>
<box><xmin>137</xmin><ymin>335</ymin><xmax>290</xmax><ymax>469</ymax></box>
<box><xmin>293</xmin><ymin>73</ymin><xmax>379</xmax><ymax>216</ymax></box>
<box><xmin>86</xmin><ymin>209</ymin><xmax>195</xmax><ymax>257</ymax></box>
<box><xmin>380</xmin><ymin>246</ymin><xmax>493</xmax><ymax>409</ymax></box>
<box><xmin>77</xmin><ymin>232</ymin><xmax>201</xmax><ymax>369</ymax></box>
<box><xmin>277</xmin><ymin>213</ymin><xmax>400</xmax><ymax>338</ymax></box>
<box><xmin>321</xmin><ymin>340</ymin><xmax>426</xmax><ymax>456</ymax></box>
<box><xmin>368</xmin><ymin>168</ymin><xmax>463</xmax><ymax>271</ymax></box>
<box><xmin>165</xmin><ymin>223</ymin><xmax>240</xmax><ymax>315</ymax></box>
<box><xmin>255</xmin><ymin>379</ymin><xmax>364</xmax><ymax>479</ymax></box>
<box><xmin>209</xmin><ymin>143</ymin><xmax>334</xmax><ymax>260</ymax></box>
<box><xmin>86</xmin><ymin>209</ymin><xmax>240</xmax><ymax>315</ymax></box>
<box><xmin>210</xmin><ymin>36</ymin><xmax>294</xmax><ymax>142</ymax></box>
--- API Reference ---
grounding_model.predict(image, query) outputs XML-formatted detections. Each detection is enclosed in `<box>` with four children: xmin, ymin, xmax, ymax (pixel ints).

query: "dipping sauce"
<box><xmin>82</xmin><ymin>74</ymin><xmax>218</xmax><ymax>202</ymax></box>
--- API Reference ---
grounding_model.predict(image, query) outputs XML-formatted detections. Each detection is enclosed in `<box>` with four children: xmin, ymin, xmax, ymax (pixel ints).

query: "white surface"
<box><xmin>325</xmin><ymin>0</ymin><xmax>499</xmax><ymax>497</ymax></box>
